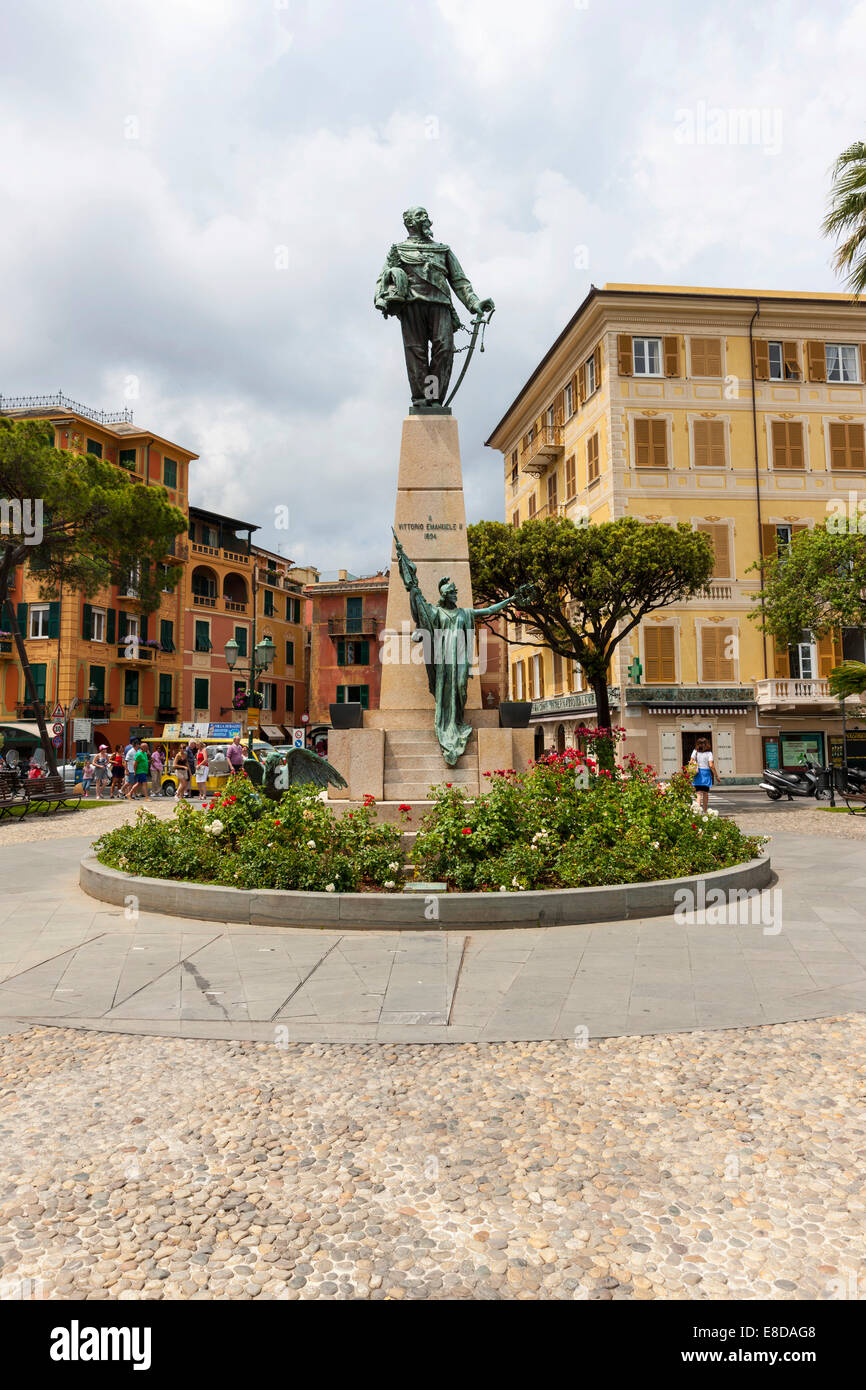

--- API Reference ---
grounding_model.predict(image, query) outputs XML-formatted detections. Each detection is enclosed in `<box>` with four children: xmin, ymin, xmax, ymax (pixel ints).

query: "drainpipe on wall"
<box><xmin>749</xmin><ymin>300</ymin><xmax>769</xmax><ymax>681</ymax></box>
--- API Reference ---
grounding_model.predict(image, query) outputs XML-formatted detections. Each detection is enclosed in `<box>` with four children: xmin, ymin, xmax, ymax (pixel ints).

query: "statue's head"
<box><xmin>439</xmin><ymin>576</ymin><xmax>458</xmax><ymax>609</ymax></box>
<box><xmin>403</xmin><ymin>206</ymin><xmax>432</xmax><ymax>238</ymax></box>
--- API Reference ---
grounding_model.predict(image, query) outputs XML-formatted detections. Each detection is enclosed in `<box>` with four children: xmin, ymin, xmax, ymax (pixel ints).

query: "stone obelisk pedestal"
<box><xmin>329</xmin><ymin>413</ymin><xmax>533</xmax><ymax>807</ymax></box>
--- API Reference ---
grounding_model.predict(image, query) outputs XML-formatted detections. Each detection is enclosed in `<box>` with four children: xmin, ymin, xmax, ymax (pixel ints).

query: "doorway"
<box><xmin>555</xmin><ymin>723</ymin><xmax>566</xmax><ymax>753</ymax></box>
<box><xmin>681</xmin><ymin>730</ymin><xmax>712</xmax><ymax>766</ymax></box>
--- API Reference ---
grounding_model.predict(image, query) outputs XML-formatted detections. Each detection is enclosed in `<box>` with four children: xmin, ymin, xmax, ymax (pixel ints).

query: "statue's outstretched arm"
<box><xmin>472</xmin><ymin>583</ymin><xmax>535</xmax><ymax>619</ymax></box>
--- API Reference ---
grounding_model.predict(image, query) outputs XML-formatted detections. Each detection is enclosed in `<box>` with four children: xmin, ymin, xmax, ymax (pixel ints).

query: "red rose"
<box><xmin>461</xmin><ymin>827</ymin><xmax>472</xmax><ymax>835</ymax></box>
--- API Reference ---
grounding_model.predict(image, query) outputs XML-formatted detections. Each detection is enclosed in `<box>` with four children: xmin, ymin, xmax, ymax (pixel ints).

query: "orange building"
<box><xmin>182</xmin><ymin>506</ymin><xmax>312</xmax><ymax>741</ymax></box>
<box><xmin>0</xmin><ymin>396</ymin><xmax>195</xmax><ymax>753</ymax></box>
<box><xmin>305</xmin><ymin>571</ymin><xmax>389</xmax><ymax>744</ymax></box>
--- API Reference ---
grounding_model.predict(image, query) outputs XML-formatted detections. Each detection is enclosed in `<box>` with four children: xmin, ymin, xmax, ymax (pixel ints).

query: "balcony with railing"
<box><xmin>116</xmin><ymin>641</ymin><xmax>156</xmax><ymax>665</ymax></box>
<box><xmin>16</xmin><ymin>699</ymin><xmax>46</xmax><ymax>718</ymax></box>
<box><xmin>0</xmin><ymin>637</ymin><xmax>13</xmax><ymax>657</ymax></box>
<box><xmin>754</xmin><ymin>678</ymin><xmax>837</xmax><ymax>710</ymax></box>
<box><xmin>327</xmin><ymin>615</ymin><xmax>383</xmax><ymax>637</ymax></box>
<box><xmin>86</xmin><ymin>701</ymin><xmax>113</xmax><ymax>719</ymax></box>
<box><xmin>156</xmin><ymin>705</ymin><xmax>178</xmax><ymax>721</ymax></box>
<box><xmin>520</xmin><ymin>424</ymin><xmax>563</xmax><ymax>475</ymax></box>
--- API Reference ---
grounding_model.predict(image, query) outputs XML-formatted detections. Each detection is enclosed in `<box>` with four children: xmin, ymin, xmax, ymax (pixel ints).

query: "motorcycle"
<box><xmin>760</xmin><ymin>757</ymin><xmax>829</xmax><ymax>802</ymax></box>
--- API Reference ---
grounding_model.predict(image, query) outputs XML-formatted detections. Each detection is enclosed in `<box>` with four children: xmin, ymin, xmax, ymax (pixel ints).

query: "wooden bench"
<box><xmin>23</xmin><ymin>774</ymin><xmax>81</xmax><ymax>814</ymax></box>
<box><xmin>0</xmin><ymin>768</ymin><xmax>33</xmax><ymax>820</ymax></box>
<box><xmin>842</xmin><ymin>790</ymin><xmax>866</xmax><ymax>816</ymax></box>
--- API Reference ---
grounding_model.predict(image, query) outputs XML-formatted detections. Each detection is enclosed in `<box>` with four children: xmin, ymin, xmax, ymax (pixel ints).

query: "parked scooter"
<box><xmin>760</xmin><ymin>757</ymin><xmax>829</xmax><ymax>801</ymax></box>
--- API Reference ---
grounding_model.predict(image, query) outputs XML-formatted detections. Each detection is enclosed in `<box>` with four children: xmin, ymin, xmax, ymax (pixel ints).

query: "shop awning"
<box><xmin>0</xmin><ymin>721</ymin><xmax>43</xmax><ymax>746</ymax></box>
<box><xmin>646</xmin><ymin>706</ymin><xmax>752</xmax><ymax>716</ymax></box>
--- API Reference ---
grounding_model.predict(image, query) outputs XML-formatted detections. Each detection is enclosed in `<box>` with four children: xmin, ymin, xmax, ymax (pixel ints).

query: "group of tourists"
<box><xmin>73</xmin><ymin>733</ymin><xmax>248</xmax><ymax>801</ymax></box>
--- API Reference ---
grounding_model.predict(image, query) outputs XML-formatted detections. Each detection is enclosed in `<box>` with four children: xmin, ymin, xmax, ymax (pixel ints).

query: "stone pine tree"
<box><xmin>0</xmin><ymin>417</ymin><xmax>187</xmax><ymax>772</ymax></box>
<box><xmin>468</xmin><ymin>516</ymin><xmax>714</xmax><ymax>768</ymax></box>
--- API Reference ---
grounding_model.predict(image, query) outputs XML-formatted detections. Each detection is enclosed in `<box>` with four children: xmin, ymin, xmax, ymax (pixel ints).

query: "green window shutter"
<box><xmin>82</xmin><ymin>602</ymin><xmax>93</xmax><ymax>640</ymax></box>
<box><xmin>16</xmin><ymin>602</ymin><xmax>28</xmax><ymax>635</ymax></box>
<box><xmin>140</xmin><ymin>614</ymin><xmax>148</xmax><ymax>643</ymax></box>
<box><xmin>31</xmin><ymin>662</ymin><xmax>47</xmax><ymax>701</ymax></box>
<box><xmin>193</xmin><ymin>677</ymin><xmax>209</xmax><ymax>709</ymax></box>
<box><xmin>336</xmin><ymin>686</ymin><xmax>345</xmax><ymax>704</ymax></box>
<box><xmin>360</xmin><ymin>686</ymin><xmax>369</xmax><ymax>709</ymax></box>
<box><xmin>337</xmin><ymin>639</ymin><xmax>345</xmax><ymax>665</ymax></box>
<box><xmin>160</xmin><ymin>619</ymin><xmax>174</xmax><ymax>652</ymax></box>
<box><xmin>89</xmin><ymin>665</ymin><xmax>105</xmax><ymax>699</ymax></box>
<box><xmin>285</xmin><ymin>640</ymin><xmax>294</xmax><ymax>666</ymax></box>
<box><xmin>47</xmin><ymin>601</ymin><xmax>61</xmax><ymax>640</ymax></box>
<box><xmin>285</xmin><ymin>595</ymin><xmax>291</xmax><ymax>620</ymax></box>
<box><xmin>235</xmin><ymin>626</ymin><xmax>247</xmax><ymax>657</ymax></box>
<box><xmin>106</xmin><ymin>608</ymin><xmax>116</xmax><ymax>644</ymax></box>
<box><xmin>285</xmin><ymin>684</ymin><xmax>294</xmax><ymax>711</ymax></box>
<box><xmin>359</xmin><ymin>640</ymin><xmax>369</xmax><ymax>665</ymax></box>
<box><xmin>124</xmin><ymin>669</ymin><xmax>139</xmax><ymax>705</ymax></box>
<box><xmin>163</xmin><ymin>457</ymin><xmax>177</xmax><ymax>488</ymax></box>
<box><xmin>159</xmin><ymin>673</ymin><xmax>173</xmax><ymax>706</ymax></box>
<box><xmin>118</xmin><ymin>610</ymin><xmax>128</xmax><ymax>641</ymax></box>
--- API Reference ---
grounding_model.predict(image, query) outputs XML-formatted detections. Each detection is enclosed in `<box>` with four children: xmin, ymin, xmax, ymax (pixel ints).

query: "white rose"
<box><xmin>388</xmin><ymin>861</ymin><xmax>400</xmax><ymax>872</ymax></box>
<box><xmin>499</xmin><ymin>885</ymin><xmax>507</xmax><ymax>892</ymax></box>
<box><xmin>207</xmin><ymin>820</ymin><xmax>224</xmax><ymax>836</ymax></box>
<box><xmin>307</xmin><ymin>839</ymin><xmax>316</xmax><ymax>848</ymax></box>
<box><xmin>384</xmin><ymin>880</ymin><xmax>396</xmax><ymax>889</ymax></box>
<box><xmin>325</xmin><ymin>883</ymin><xmax>335</xmax><ymax>893</ymax></box>
<box><xmin>652</xmin><ymin>841</ymin><xmax>660</xmax><ymax>850</ymax></box>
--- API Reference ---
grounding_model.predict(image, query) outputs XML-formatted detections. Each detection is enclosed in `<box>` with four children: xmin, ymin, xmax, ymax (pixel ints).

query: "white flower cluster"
<box><xmin>206</xmin><ymin>820</ymin><xmax>224</xmax><ymax>836</ymax></box>
<box><xmin>388</xmin><ymin>861</ymin><xmax>400</xmax><ymax>872</ymax></box>
<box><xmin>325</xmin><ymin>883</ymin><xmax>335</xmax><ymax>893</ymax></box>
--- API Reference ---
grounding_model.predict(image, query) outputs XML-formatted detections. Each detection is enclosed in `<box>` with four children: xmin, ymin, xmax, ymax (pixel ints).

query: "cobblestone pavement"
<box><xmin>1</xmin><ymin>1018</ymin><xmax>863</xmax><ymax>1301</ymax></box>
<box><xmin>734</xmin><ymin>806</ymin><xmax>866</xmax><ymax>842</ymax></box>
<box><xmin>0</xmin><ymin>796</ymin><xmax>181</xmax><ymax>846</ymax></box>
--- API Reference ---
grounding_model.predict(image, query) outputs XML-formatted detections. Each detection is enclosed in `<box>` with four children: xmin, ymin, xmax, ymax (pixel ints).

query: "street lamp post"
<box><xmin>224</xmin><ymin>634</ymin><xmax>276</xmax><ymax>754</ymax></box>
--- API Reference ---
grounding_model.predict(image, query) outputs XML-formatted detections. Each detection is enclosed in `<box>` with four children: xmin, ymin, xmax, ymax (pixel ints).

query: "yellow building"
<box><xmin>1</xmin><ymin>398</ymin><xmax>195</xmax><ymax>754</ymax></box>
<box><xmin>486</xmin><ymin>285</ymin><xmax>866</xmax><ymax>780</ymax></box>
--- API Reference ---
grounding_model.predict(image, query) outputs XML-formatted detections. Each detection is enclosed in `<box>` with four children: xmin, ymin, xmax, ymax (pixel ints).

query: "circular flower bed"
<box><xmin>92</xmin><ymin>744</ymin><xmax>765</xmax><ymax>894</ymax></box>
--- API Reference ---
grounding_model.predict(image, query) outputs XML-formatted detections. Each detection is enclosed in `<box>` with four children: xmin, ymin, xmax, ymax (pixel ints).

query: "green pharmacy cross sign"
<box><xmin>628</xmin><ymin>657</ymin><xmax>643</xmax><ymax>685</ymax></box>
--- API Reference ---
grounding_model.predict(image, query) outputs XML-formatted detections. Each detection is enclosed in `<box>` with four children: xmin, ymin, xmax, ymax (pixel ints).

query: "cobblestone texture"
<box><xmin>1</xmin><ymin>1019</ymin><xmax>863</xmax><ymax>1301</ymax></box>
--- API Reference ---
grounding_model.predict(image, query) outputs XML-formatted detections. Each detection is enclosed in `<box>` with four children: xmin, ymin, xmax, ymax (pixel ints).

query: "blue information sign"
<box><xmin>208</xmin><ymin>723</ymin><xmax>242</xmax><ymax>739</ymax></box>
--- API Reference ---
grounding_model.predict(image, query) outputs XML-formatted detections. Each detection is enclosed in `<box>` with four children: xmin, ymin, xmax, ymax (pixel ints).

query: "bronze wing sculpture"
<box><xmin>243</xmin><ymin>749</ymin><xmax>347</xmax><ymax>801</ymax></box>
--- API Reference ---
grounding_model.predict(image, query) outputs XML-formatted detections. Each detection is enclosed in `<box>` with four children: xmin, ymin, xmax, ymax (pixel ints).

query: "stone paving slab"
<box><xmin>0</xmin><ymin>829</ymin><xmax>862</xmax><ymax>1041</ymax></box>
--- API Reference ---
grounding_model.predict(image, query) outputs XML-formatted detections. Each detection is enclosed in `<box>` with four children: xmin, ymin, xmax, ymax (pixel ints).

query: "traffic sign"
<box><xmin>292</xmin><ymin>728</ymin><xmax>305</xmax><ymax>749</ymax></box>
<box><xmin>52</xmin><ymin>735</ymin><xmax>63</xmax><ymax>748</ymax></box>
<box><xmin>300</xmin><ymin>713</ymin><xmax>310</xmax><ymax>723</ymax></box>
<box><xmin>52</xmin><ymin>722</ymin><xmax>64</xmax><ymax>736</ymax></box>
<box><xmin>52</xmin><ymin>703</ymin><xmax>65</xmax><ymax>720</ymax></box>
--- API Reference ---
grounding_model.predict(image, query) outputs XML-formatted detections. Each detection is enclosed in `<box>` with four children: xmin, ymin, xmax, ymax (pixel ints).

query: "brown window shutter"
<box><xmin>851</xmin><ymin>424</ymin><xmax>866</xmax><ymax>471</ymax></box>
<box><xmin>698</xmin><ymin>523</ymin><xmax>731</xmax><ymax>579</ymax></box>
<box><xmin>691</xmin><ymin>337</ymin><xmax>722</xmax><ymax>376</ymax></box>
<box><xmin>527</xmin><ymin>491</ymin><xmax>537</xmax><ymax>518</ymax></box>
<box><xmin>663</xmin><ymin>335</ymin><xmax>680</xmax><ymax>377</ymax></box>
<box><xmin>644</xmin><ymin>626</ymin><xmax>660</xmax><ymax>682</ymax></box>
<box><xmin>701</xmin><ymin>627</ymin><xmax>732</xmax><ymax>681</ymax></box>
<box><xmin>538</xmin><ymin>655</ymin><xmax>545</xmax><ymax>697</ymax></box>
<box><xmin>578</xmin><ymin>362</ymin><xmax>587</xmax><ymax>404</ymax></box>
<box><xmin>547</xmin><ymin>472</ymin><xmax>558</xmax><ymax>510</ymax></box>
<box><xmin>817</xmin><ymin>633</ymin><xmax>836</xmax><ymax>679</ymax></box>
<box><xmin>634</xmin><ymin>418</ymin><xmax>650</xmax><ymax>468</ymax></box>
<box><xmin>829</xmin><ymin>421</ymin><xmax>848</xmax><ymax>470</ymax></box>
<box><xmin>651</xmin><ymin>418</ymin><xmax>668</xmax><ymax>467</ymax></box>
<box><xmin>554</xmin><ymin>390</ymin><xmax>564</xmax><ymax>425</ymax></box>
<box><xmin>774</xmin><ymin>640</ymin><xmax>790</xmax><ymax>679</ymax></box>
<box><xmin>617</xmin><ymin>334</ymin><xmax>633</xmax><ymax>376</ymax></box>
<box><xmin>658</xmin><ymin>626</ymin><xmax>676</xmax><ymax>682</ymax></box>
<box><xmin>587</xmin><ymin>433</ymin><xmax>599</xmax><ymax>483</ymax></box>
<box><xmin>782</xmin><ymin>341</ymin><xmax>800</xmax><ymax>379</ymax></box>
<box><xmin>752</xmin><ymin>339</ymin><xmax>770</xmax><ymax>380</ymax></box>
<box><xmin>772</xmin><ymin>420</ymin><xmax>804</xmax><ymax>469</ymax></box>
<box><xmin>593</xmin><ymin>343</ymin><xmax>602</xmax><ymax>389</ymax></box>
<box><xmin>565</xmin><ymin>454</ymin><xmax>575</xmax><ymax>497</ymax></box>
<box><xmin>511</xmin><ymin>509</ymin><xmax>520</xmax><ymax>528</ymax></box>
<box><xmin>829</xmin><ymin>422</ymin><xmax>866</xmax><ymax>470</ymax></box>
<box><xmin>761</xmin><ymin>523</ymin><xmax>778</xmax><ymax>560</ymax></box>
<box><xmin>693</xmin><ymin>419</ymin><xmax>726</xmax><ymax>468</ymax></box>
<box><xmin>806</xmin><ymin>340</ymin><xmax>825</xmax><ymax>382</ymax></box>
<box><xmin>571</xmin><ymin>371</ymin><xmax>580</xmax><ymax>406</ymax></box>
<box><xmin>552</xmin><ymin>650</ymin><xmax>562</xmax><ymax>689</ymax></box>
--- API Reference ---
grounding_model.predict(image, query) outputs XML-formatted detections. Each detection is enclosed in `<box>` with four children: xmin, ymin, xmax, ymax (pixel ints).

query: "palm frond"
<box><xmin>828</xmin><ymin>660</ymin><xmax>866</xmax><ymax>699</ymax></box>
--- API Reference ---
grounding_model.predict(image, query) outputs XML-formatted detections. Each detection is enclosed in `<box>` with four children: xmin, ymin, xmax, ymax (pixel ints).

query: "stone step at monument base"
<box><xmin>385</xmin><ymin>754</ymin><xmax>478</xmax><ymax>779</ymax></box>
<box><xmin>385</xmin><ymin>729</ymin><xmax>479</xmax><ymax>751</ymax></box>
<box><xmin>384</xmin><ymin>781</ymin><xmax>480</xmax><ymax>802</ymax></box>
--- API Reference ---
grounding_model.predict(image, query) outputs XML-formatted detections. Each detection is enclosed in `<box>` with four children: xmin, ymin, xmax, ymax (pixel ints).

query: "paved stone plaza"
<box><xmin>0</xmin><ymin>802</ymin><xmax>864</xmax><ymax>1302</ymax></box>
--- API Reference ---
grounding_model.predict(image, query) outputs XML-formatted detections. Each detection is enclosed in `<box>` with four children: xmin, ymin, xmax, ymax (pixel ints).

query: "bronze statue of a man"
<box><xmin>375</xmin><ymin>207</ymin><xmax>494</xmax><ymax>408</ymax></box>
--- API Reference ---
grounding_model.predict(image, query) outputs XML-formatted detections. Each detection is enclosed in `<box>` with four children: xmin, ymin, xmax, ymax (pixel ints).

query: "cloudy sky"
<box><xmin>1</xmin><ymin>0</ymin><xmax>863</xmax><ymax>573</ymax></box>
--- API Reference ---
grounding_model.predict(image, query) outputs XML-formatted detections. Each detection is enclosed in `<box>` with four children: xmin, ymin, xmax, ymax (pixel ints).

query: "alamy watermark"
<box><xmin>379</xmin><ymin>620</ymin><xmax>489</xmax><ymax>675</ymax></box>
<box><xmin>0</xmin><ymin>498</ymin><xmax>43</xmax><ymax>545</ymax></box>
<box><xmin>674</xmin><ymin>103</ymin><xmax>783</xmax><ymax>156</ymax></box>
<box><xmin>673</xmin><ymin>882</ymin><xmax>782</xmax><ymax>935</ymax></box>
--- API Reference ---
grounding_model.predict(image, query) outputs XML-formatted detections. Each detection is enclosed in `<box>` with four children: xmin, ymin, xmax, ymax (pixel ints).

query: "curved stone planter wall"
<box><xmin>80</xmin><ymin>853</ymin><xmax>772</xmax><ymax>931</ymax></box>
